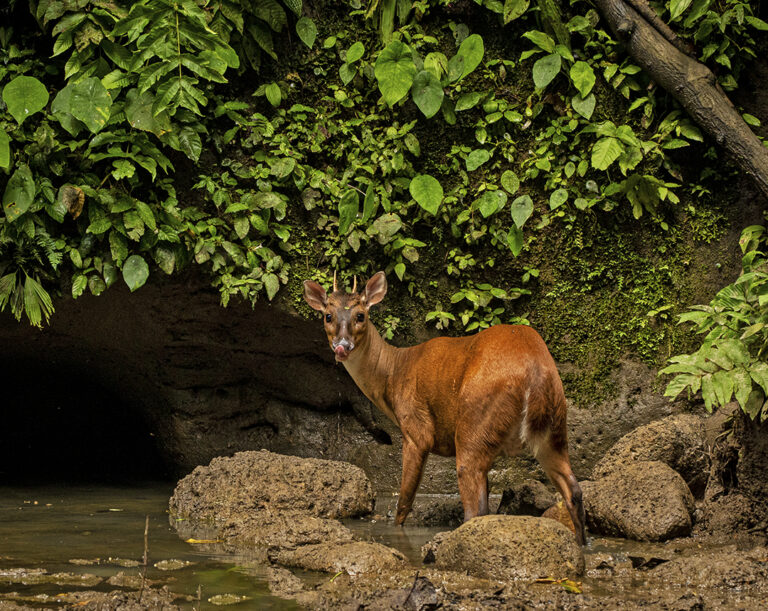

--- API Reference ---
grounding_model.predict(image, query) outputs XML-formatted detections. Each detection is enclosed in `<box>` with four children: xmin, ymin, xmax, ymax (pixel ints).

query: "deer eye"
<box><xmin>325</xmin><ymin>313</ymin><xmax>332</xmax><ymax>323</ymax></box>
<box><xmin>356</xmin><ymin>313</ymin><xmax>365</xmax><ymax>323</ymax></box>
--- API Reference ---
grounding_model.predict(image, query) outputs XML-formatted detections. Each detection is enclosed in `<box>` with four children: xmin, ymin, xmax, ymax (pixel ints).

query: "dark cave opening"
<box><xmin>0</xmin><ymin>358</ymin><xmax>170</xmax><ymax>484</ymax></box>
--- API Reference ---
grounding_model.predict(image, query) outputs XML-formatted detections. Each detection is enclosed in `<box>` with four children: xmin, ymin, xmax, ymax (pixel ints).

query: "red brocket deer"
<box><xmin>303</xmin><ymin>271</ymin><xmax>586</xmax><ymax>544</ymax></box>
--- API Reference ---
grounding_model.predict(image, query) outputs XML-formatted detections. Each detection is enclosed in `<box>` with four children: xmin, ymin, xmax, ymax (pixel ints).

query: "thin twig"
<box><xmin>401</xmin><ymin>570</ymin><xmax>420</xmax><ymax>608</ymax></box>
<box><xmin>137</xmin><ymin>515</ymin><xmax>149</xmax><ymax>603</ymax></box>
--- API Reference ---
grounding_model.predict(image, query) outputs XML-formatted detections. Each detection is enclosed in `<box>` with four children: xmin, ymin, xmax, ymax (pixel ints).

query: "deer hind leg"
<box><xmin>395</xmin><ymin>438</ymin><xmax>428</xmax><ymax>525</ymax></box>
<box><xmin>534</xmin><ymin>440</ymin><xmax>586</xmax><ymax>545</ymax></box>
<box><xmin>456</xmin><ymin>450</ymin><xmax>492</xmax><ymax>522</ymax></box>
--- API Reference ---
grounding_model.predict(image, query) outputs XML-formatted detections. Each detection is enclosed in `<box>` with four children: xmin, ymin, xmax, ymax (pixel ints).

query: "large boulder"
<box><xmin>591</xmin><ymin>414</ymin><xmax>709</xmax><ymax>496</ymax></box>
<box><xmin>169</xmin><ymin>450</ymin><xmax>375</xmax><ymax>522</ymax></box>
<box><xmin>422</xmin><ymin>515</ymin><xmax>584</xmax><ymax>581</ymax></box>
<box><xmin>583</xmin><ymin>460</ymin><xmax>695</xmax><ymax>541</ymax></box>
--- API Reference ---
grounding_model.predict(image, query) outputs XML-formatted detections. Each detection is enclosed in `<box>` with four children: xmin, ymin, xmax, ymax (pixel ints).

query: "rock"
<box><xmin>424</xmin><ymin>515</ymin><xmax>584</xmax><ymax>581</ymax></box>
<box><xmin>541</xmin><ymin>500</ymin><xmax>575</xmax><ymax>534</ymax></box>
<box><xmin>648</xmin><ymin>547</ymin><xmax>768</xmax><ymax>590</ymax></box>
<box><xmin>583</xmin><ymin>461</ymin><xmax>695</xmax><ymax>541</ymax></box>
<box><xmin>273</xmin><ymin>541</ymin><xmax>408</xmax><ymax>575</ymax></box>
<box><xmin>219</xmin><ymin>509</ymin><xmax>354</xmax><ymax>549</ymax></box>
<box><xmin>265</xmin><ymin>566</ymin><xmax>305</xmax><ymax>599</ymax></box>
<box><xmin>497</xmin><ymin>479</ymin><xmax>556</xmax><ymax>515</ymax></box>
<box><xmin>169</xmin><ymin>450</ymin><xmax>375</xmax><ymax>522</ymax></box>
<box><xmin>591</xmin><ymin>414</ymin><xmax>709</xmax><ymax>496</ymax></box>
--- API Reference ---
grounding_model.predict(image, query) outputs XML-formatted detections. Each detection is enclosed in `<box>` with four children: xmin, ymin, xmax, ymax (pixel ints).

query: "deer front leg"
<box><xmin>395</xmin><ymin>438</ymin><xmax>428</xmax><ymax>525</ymax></box>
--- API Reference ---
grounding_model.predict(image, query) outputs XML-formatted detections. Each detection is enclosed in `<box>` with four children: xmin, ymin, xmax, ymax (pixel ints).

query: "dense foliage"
<box><xmin>0</xmin><ymin>0</ymin><xmax>766</xmax><ymax>407</ymax></box>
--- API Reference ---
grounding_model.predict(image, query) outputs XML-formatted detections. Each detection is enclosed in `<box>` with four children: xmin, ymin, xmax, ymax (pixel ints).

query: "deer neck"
<box><xmin>342</xmin><ymin>322</ymin><xmax>402</xmax><ymax>417</ymax></box>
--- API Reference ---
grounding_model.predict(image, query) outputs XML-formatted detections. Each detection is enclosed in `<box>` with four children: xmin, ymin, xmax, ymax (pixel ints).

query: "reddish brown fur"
<box><xmin>303</xmin><ymin>272</ymin><xmax>585</xmax><ymax>544</ymax></box>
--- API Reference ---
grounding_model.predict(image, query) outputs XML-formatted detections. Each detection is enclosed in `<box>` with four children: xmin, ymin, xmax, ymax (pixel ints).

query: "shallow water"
<box><xmin>0</xmin><ymin>484</ymin><xmax>297</xmax><ymax>609</ymax></box>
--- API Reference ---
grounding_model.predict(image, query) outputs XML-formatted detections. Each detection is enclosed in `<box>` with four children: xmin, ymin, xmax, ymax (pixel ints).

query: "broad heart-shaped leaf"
<box><xmin>474</xmin><ymin>190</ymin><xmax>507</xmax><ymax>218</ymax></box>
<box><xmin>466</xmin><ymin>148</ymin><xmax>490</xmax><ymax>171</ymax></box>
<box><xmin>409</xmin><ymin>174</ymin><xmax>443</xmax><ymax>215</ymax></box>
<box><xmin>122</xmin><ymin>254</ymin><xmax>149</xmax><ymax>292</ymax></box>
<box><xmin>339</xmin><ymin>63</ymin><xmax>356</xmax><ymax>85</ymax></box>
<box><xmin>55</xmin><ymin>77</ymin><xmax>112</xmax><ymax>133</ymax></box>
<box><xmin>532</xmin><ymin>53</ymin><xmax>561</xmax><ymax>89</ymax></box>
<box><xmin>374</xmin><ymin>40</ymin><xmax>417</xmax><ymax>106</ymax></box>
<box><xmin>369</xmin><ymin>213</ymin><xmax>402</xmax><ymax>244</ymax></box>
<box><xmin>411</xmin><ymin>70</ymin><xmax>443</xmax><ymax>118</ymax></box>
<box><xmin>296</xmin><ymin>17</ymin><xmax>317</xmax><ymax>48</ymax></box>
<box><xmin>2</xmin><ymin>164</ymin><xmax>35</xmax><ymax>222</ymax></box>
<box><xmin>455</xmin><ymin>33</ymin><xmax>484</xmax><ymax>80</ymax></box>
<box><xmin>455</xmin><ymin>91</ymin><xmax>482</xmax><ymax>112</ymax></box>
<box><xmin>510</xmin><ymin>194</ymin><xmax>533</xmax><ymax>228</ymax></box>
<box><xmin>501</xmin><ymin>170</ymin><xmax>520</xmax><ymax>195</ymax></box>
<box><xmin>591</xmin><ymin>136</ymin><xmax>624</xmax><ymax>170</ymax></box>
<box><xmin>0</xmin><ymin>128</ymin><xmax>9</xmax><ymax>169</ymax></box>
<box><xmin>503</xmin><ymin>0</ymin><xmax>530</xmax><ymax>23</ymax></box>
<box><xmin>507</xmin><ymin>225</ymin><xmax>524</xmax><ymax>256</ymax></box>
<box><xmin>124</xmin><ymin>88</ymin><xmax>171</xmax><ymax>136</ymax></box>
<box><xmin>2</xmin><ymin>76</ymin><xmax>49</xmax><ymax>125</ymax></box>
<box><xmin>572</xmin><ymin>93</ymin><xmax>596</xmax><ymax>119</ymax></box>
<box><xmin>346</xmin><ymin>41</ymin><xmax>365</xmax><ymax>64</ymax></box>
<box><xmin>549</xmin><ymin>188</ymin><xmax>568</xmax><ymax>209</ymax></box>
<box><xmin>569</xmin><ymin>61</ymin><xmax>596</xmax><ymax>98</ymax></box>
<box><xmin>338</xmin><ymin>188</ymin><xmax>359</xmax><ymax>235</ymax></box>
<box><xmin>362</xmin><ymin>184</ymin><xmax>378</xmax><ymax>222</ymax></box>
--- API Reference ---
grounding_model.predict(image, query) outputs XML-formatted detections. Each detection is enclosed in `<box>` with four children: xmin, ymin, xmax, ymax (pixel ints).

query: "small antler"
<box><xmin>352</xmin><ymin>275</ymin><xmax>357</xmax><ymax>293</ymax></box>
<box><xmin>333</xmin><ymin>270</ymin><xmax>338</xmax><ymax>293</ymax></box>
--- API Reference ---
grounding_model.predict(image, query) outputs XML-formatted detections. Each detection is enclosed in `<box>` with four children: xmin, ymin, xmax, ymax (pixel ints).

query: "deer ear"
<box><xmin>364</xmin><ymin>272</ymin><xmax>387</xmax><ymax>308</ymax></box>
<box><xmin>303</xmin><ymin>280</ymin><xmax>327</xmax><ymax>311</ymax></box>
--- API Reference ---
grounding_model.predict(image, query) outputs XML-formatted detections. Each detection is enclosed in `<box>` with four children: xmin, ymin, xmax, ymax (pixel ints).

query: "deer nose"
<box><xmin>332</xmin><ymin>338</ymin><xmax>354</xmax><ymax>356</ymax></box>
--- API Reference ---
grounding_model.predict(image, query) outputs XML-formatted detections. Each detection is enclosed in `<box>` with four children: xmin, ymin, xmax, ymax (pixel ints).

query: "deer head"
<box><xmin>303</xmin><ymin>271</ymin><xmax>387</xmax><ymax>362</ymax></box>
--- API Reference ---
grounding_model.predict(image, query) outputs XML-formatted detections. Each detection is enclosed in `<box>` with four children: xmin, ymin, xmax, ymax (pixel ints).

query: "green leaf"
<box><xmin>591</xmin><ymin>137</ymin><xmax>624</xmax><ymax>170</ymax></box>
<box><xmin>466</xmin><ymin>148</ymin><xmax>490</xmax><ymax>171</ymax></box>
<box><xmin>87</xmin><ymin>218</ymin><xmax>113</xmax><ymax>235</ymax></box>
<box><xmin>474</xmin><ymin>190</ymin><xmax>507</xmax><ymax>217</ymax></box>
<box><xmin>362</xmin><ymin>184</ymin><xmax>378</xmax><ymax>222</ymax></box>
<box><xmin>339</xmin><ymin>63</ymin><xmax>356</xmax><ymax>85</ymax></box>
<box><xmin>394</xmin><ymin>262</ymin><xmax>406</xmax><ymax>281</ymax></box>
<box><xmin>374</xmin><ymin>40</ymin><xmax>417</xmax><ymax>106</ymax></box>
<box><xmin>53</xmin><ymin>77</ymin><xmax>112</xmax><ymax>134</ymax></box>
<box><xmin>263</xmin><ymin>272</ymin><xmax>280</xmax><ymax>300</ymax></box>
<box><xmin>733</xmin><ymin>367</ymin><xmax>752</xmax><ymax>410</ymax></box>
<box><xmin>178</xmin><ymin>126</ymin><xmax>202</xmax><ymax>162</ymax></box>
<box><xmin>369</xmin><ymin>213</ymin><xmax>402</xmax><ymax>244</ymax></box>
<box><xmin>283</xmin><ymin>0</ymin><xmax>302</xmax><ymax>17</ymax></box>
<box><xmin>532</xmin><ymin>53</ymin><xmax>561</xmax><ymax>89</ymax></box>
<box><xmin>296</xmin><ymin>17</ymin><xmax>317</xmax><ymax>49</ymax></box>
<box><xmin>670</xmin><ymin>0</ymin><xmax>694</xmax><ymax>20</ymax></box>
<box><xmin>570</xmin><ymin>61</ymin><xmax>596</xmax><ymax>97</ymax></box>
<box><xmin>338</xmin><ymin>189</ymin><xmax>359</xmax><ymax>235</ymax></box>
<box><xmin>503</xmin><ymin>0</ymin><xmax>530</xmax><ymax>23</ymax></box>
<box><xmin>749</xmin><ymin>362</ymin><xmax>768</xmax><ymax>395</ymax></box>
<box><xmin>510</xmin><ymin>194</ymin><xmax>533</xmax><ymax>228</ymax></box>
<box><xmin>2</xmin><ymin>164</ymin><xmax>35</xmax><ymax>222</ymax></box>
<box><xmin>411</xmin><ymin>70</ymin><xmax>444</xmax><ymax>118</ymax></box>
<box><xmin>572</xmin><ymin>93</ymin><xmax>596</xmax><ymax>119</ymax></box>
<box><xmin>346</xmin><ymin>41</ymin><xmax>365</xmax><ymax>63</ymax></box>
<box><xmin>2</xmin><ymin>76</ymin><xmax>49</xmax><ymax>125</ymax></box>
<box><xmin>549</xmin><ymin>188</ymin><xmax>568</xmax><ymax>209</ymax></box>
<box><xmin>125</xmin><ymin>88</ymin><xmax>171</xmax><ymax>136</ymax></box>
<box><xmin>72</xmin><ymin>274</ymin><xmax>87</xmax><ymax>299</ymax></box>
<box><xmin>711</xmin><ymin>369</ymin><xmax>734</xmax><ymax>406</ymax></box>
<box><xmin>745</xmin><ymin>16</ymin><xmax>768</xmax><ymax>31</ymax></box>
<box><xmin>455</xmin><ymin>33</ymin><xmax>484</xmax><ymax>80</ymax></box>
<box><xmin>265</xmin><ymin>82</ymin><xmax>282</xmax><ymax>107</ymax></box>
<box><xmin>501</xmin><ymin>170</ymin><xmax>520</xmax><ymax>195</ymax></box>
<box><xmin>122</xmin><ymin>254</ymin><xmax>149</xmax><ymax>292</ymax></box>
<box><xmin>455</xmin><ymin>91</ymin><xmax>482</xmax><ymax>111</ymax></box>
<box><xmin>0</xmin><ymin>128</ymin><xmax>10</xmax><ymax>169</ymax></box>
<box><xmin>507</xmin><ymin>225</ymin><xmax>524</xmax><ymax>256</ymax></box>
<box><xmin>409</xmin><ymin>174</ymin><xmax>443</xmax><ymax>215</ymax></box>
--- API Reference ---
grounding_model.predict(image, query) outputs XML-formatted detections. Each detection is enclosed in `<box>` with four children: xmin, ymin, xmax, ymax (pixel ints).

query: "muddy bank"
<box><xmin>167</xmin><ymin>443</ymin><xmax>768</xmax><ymax>610</ymax></box>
